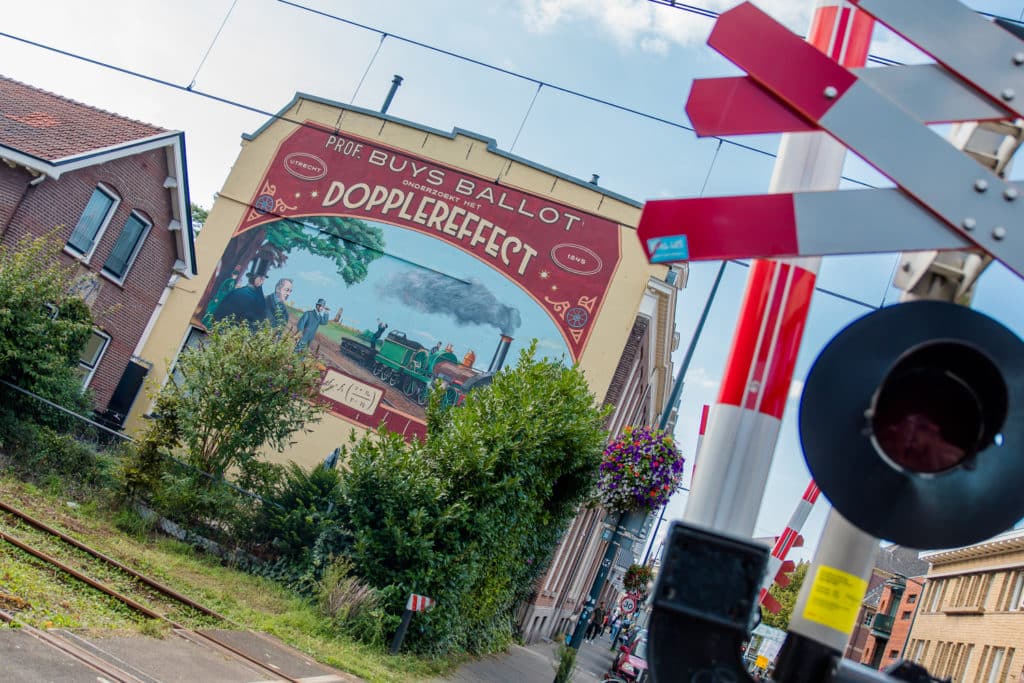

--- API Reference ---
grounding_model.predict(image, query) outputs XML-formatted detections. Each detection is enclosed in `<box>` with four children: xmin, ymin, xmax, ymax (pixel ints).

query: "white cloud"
<box><xmin>296</xmin><ymin>270</ymin><xmax>335</xmax><ymax>287</ymax></box>
<box><xmin>518</xmin><ymin>0</ymin><xmax>811</xmax><ymax>52</ymax></box>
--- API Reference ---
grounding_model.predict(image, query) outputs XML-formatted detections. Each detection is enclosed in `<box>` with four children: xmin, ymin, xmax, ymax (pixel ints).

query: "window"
<box><xmin>102</xmin><ymin>211</ymin><xmax>151</xmax><ymax>280</ymax></box>
<box><xmin>863</xmin><ymin>611</ymin><xmax>875</xmax><ymax>626</ymax></box>
<box><xmin>902</xmin><ymin>610</ymin><xmax>912</xmax><ymax>620</ymax></box>
<box><xmin>170</xmin><ymin>327</ymin><xmax>207</xmax><ymax>387</ymax></box>
<box><xmin>67</xmin><ymin>185</ymin><xmax>119</xmax><ymax>258</ymax></box>
<box><xmin>907</xmin><ymin>593</ymin><xmax>917</xmax><ymax>604</ymax></box>
<box><xmin>77</xmin><ymin>330</ymin><xmax>110</xmax><ymax>388</ymax></box>
<box><xmin>889</xmin><ymin>649</ymin><xmax>899</xmax><ymax>658</ymax></box>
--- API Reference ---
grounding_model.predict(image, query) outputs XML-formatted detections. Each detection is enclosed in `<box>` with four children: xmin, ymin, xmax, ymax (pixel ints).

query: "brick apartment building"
<box><xmin>844</xmin><ymin>544</ymin><xmax>928</xmax><ymax>665</ymax></box>
<box><xmin>903</xmin><ymin>527</ymin><xmax>1024</xmax><ymax>682</ymax></box>
<box><xmin>0</xmin><ymin>75</ymin><xmax>196</xmax><ymax>424</ymax></box>
<box><xmin>516</xmin><ymin>267</ymin><xmax>683</xmax><ymax>644</ymax></box>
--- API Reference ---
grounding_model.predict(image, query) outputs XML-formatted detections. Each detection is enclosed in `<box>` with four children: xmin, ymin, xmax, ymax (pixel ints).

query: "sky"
<box><xmin>4</xmin><ymin>0</ymin><xmax>1024</xmax><ymax>562</ymax></box>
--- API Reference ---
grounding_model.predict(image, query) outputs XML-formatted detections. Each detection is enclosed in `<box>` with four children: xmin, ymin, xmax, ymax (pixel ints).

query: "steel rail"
<box><xmin>0</xmin><ymin>504</ymin><xmax>305</xmax><ymax>682</ymax></box>
<box><xmin>0</xmin><ymin>606</ymin><xmax>147</xmax><ymax>682</ymax></box>
<box><xmin>0</xmin><ymin>499</ymin><xmax>233</xmax><ymax>622</ymax></box>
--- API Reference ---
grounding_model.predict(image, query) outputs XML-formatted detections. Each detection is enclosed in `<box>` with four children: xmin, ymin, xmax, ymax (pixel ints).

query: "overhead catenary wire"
<box><xmin>0</xmin><ymin>6</ymin><xmax>916</xmax><ymax>312</ymax></box>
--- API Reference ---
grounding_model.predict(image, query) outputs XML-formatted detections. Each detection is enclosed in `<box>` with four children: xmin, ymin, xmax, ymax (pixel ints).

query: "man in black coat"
<box><xmin>212</xmin><ymin>271</ymin><xmax>268</xmax><ymax>331</ymax></box>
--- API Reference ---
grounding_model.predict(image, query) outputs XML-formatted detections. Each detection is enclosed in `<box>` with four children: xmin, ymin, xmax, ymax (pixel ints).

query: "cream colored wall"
<box><xmin>126</xmin><ymin>98</ymin><xmax>666</xmax><ymax>470</ymax></box>
<box><xmin>907</xmin><ymin>548</ymin><xmax>1024</xmax><ymax>681</ymax></box>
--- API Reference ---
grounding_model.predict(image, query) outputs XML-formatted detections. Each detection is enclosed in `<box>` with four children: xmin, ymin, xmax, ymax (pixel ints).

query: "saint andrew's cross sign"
<box><xmin>638</xmin><ymin>0</ymin><xmax>1024</xmax><ymax>278</ymax></box>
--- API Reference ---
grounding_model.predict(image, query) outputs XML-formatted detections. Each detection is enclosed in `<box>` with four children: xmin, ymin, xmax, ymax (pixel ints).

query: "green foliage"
<box><xmin>143</xmin><ymin>318</ymin><xmax>325</xmax><ymax>479</ymax></box>
<box><xmin>760</xmin><ymin>560</ymin><xmax>809</xmax><ymax>630</ymax></box>
<box><xmin>337</xmin><ymin>343</ymin><xmax>609</xmax><ymax>655</ymax></box>
<box><xmin>190</xmin><ymin>202</ymin><xmax>209</xmax><ymax>230</ymax></box>
<box><xmin>264</xmin><ymin>216</ymin><xmax>384</xmax><ymax>286</ymax></box>
<box><xmin>0</xmin><ymin>417</ymin><xmax>117</xmax><ymax>495</ymax></box>
<box><xmin>318</xmin><ymin>558</ymin><xmax>390</xmax><ymax>646</ymax></box>
<box><xmin>623</xmin><ymin>563</ymin><xmax>654</xmax><ymax>595</ymax></box>
<box><xmin>250</xmin><ymin>462</ymin><xmax>346</xmax><ymax>562</ymax></box>
<box><xmin>553</xmin><ymin>642</ymin><xmax>578</xmax><ymax>683</ymax></box>
<box><xmin>0</xmin><ymin>232</ymin><xmax>94</xmax><ymax>413</ymax></box>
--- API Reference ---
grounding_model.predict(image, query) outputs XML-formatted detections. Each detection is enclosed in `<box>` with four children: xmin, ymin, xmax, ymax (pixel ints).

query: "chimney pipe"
<box><xmin>488</xmin><ymin>335</ymin><xmax>513</xmax><ymax>374</ymax></box>
<box><xmin>381</xmin><ymin>75</ymin><xmax>404</xmax><ymax>114</ymax></box>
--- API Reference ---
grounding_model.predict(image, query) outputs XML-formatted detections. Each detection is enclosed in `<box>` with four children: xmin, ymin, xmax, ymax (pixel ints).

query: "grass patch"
<box><xmin>0</xmin><ymin>474</ymin><xmax>455</xmax><ymax>682</ymax></box>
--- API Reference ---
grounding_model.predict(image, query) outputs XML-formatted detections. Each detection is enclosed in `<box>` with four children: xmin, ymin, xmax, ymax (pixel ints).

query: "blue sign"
<box><xmin>647</xmin><ymin>235</ymin><xmax>689</xmax><ymax>263</ymax></box>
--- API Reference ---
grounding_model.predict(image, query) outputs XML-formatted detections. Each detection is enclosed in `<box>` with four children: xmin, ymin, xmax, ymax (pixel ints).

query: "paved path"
<box><xmin>436</xmin><ymin>636</ymin><xmax>617</xmax><ymax>682</ymax></box>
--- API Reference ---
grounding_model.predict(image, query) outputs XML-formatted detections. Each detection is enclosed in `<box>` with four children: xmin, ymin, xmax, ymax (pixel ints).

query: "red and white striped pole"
<box><xmin>684</xmin><ymin>0</ymin><xmax>874</xmax><ymax>539</ymax></box>
<box><xmin>759</xmin><ymin>480</ymin><xmax>820</xmax><ymax>609</ymax></box>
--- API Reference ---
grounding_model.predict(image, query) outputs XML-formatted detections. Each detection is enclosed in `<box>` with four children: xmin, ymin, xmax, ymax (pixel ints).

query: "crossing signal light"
<box><xmin>799</xmin><ymin>301</ymin><xmax>1024</xmax><ymax>550</ymax></box>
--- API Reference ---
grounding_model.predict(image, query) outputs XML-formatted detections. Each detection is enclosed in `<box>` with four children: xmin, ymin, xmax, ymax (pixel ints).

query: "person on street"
<box><xmin>585</xmin><ymin>601</ymin><xmax>606</xmax><ymax>642</ymax></box>
<box><xmin>608</xmin><ymin>614</ymin><xmax>623</xmax><ymax>647</ymax></box>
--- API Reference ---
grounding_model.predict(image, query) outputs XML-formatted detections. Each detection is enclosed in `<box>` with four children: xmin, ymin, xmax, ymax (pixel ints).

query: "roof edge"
<box><xmin>242</xmin><ymin>93</ymin><xmax>643</xmax><ymax>210</ymax></box>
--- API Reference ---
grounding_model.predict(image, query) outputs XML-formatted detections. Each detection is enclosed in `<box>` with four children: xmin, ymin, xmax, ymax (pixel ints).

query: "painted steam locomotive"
<box><xmin>340</xmin><ymin>329</ymin><xmax>512</xmax><ymax>406</ymax></box>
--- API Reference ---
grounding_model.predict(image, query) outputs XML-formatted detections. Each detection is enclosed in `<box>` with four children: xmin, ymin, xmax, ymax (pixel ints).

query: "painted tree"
<box><xmin>212</xmin><ymin>216</ymin><xmax>385</xmax><ymax>296</ymax></box>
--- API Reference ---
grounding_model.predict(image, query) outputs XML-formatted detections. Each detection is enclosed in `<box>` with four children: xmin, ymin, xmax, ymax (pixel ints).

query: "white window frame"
<box><xmin>64</xmin><ymin>183</ymin><xmax>121</xmax><ymax>264</ymax></box>
<box><xmin>78</xmin><ymin>329</ymin><xmax>111</xmax><ymax>389</ymax></box>
<box><xmin>101</xmin><ymin>210</ymin><xmax>152</xmax><ymax>284</ymax></box>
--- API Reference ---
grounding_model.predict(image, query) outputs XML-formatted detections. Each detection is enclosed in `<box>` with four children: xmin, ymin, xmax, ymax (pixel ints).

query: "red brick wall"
<box><xmin>1</xmin><ymin>149</ymin><xmax>177</xmax><ymax>411</ymax></box>
<box><xmin>0</xmin><ymin>164</ymin><xmax>32</xmax><ymax>229</ymax></box>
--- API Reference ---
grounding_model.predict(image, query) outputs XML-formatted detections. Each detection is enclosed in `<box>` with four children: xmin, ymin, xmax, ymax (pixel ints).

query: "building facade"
<box><xmin>517</xmin><ymin>271</ymin><xmax>681</xmax><ymax>644</ymax></box>
<box><xmin>126</xmin><ymin>95</ymin><xmax>678</xmax><ymax>471</ymax></box>
<box><xmin>903</xmin><ymin>528</ymin><xmax>1024</xmax><ymax>682</ymax></box>
<box><xmin>844</xmin><ymin>545</ymin><xmax>928</xmax><ymax>664</ymax></box>
<box><xmin>0</xmin><ymin>75</ymin><xmax>196</xmax><ymax>424</ymax></box>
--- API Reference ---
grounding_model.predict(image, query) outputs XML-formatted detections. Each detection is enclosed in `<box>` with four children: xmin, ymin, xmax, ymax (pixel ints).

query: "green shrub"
<box><xmin>553</xmin><ymin>642</ymin><xmax>577</xmax><ymax>683</ymax></box>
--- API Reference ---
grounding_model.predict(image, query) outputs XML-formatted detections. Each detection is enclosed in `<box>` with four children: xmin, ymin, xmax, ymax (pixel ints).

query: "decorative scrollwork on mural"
<box><xmin>544</xmin><ymin>297</ymin><xmax>571</xmax><ymax>316</ymax></box>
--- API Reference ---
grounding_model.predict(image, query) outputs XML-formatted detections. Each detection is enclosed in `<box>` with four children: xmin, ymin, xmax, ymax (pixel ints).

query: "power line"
<box><xmin>0</xmin><ymin>19</ymin><xmax>895</xmax><ymax>311</ymax></box>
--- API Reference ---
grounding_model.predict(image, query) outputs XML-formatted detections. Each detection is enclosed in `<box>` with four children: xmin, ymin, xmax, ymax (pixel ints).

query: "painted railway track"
<box><xmin>0</xmin><ymin>499</ymin><xmax>314</xmax><ymax>682</ymax></box>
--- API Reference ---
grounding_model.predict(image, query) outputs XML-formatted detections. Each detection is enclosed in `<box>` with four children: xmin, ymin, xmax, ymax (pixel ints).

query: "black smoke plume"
<box><xmin>377</xmin><ymin>270</ymin><xmax>521</xmax><ymax>335</ymax></box>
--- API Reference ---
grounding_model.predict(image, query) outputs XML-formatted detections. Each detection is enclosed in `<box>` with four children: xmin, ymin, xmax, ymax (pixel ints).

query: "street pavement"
<box><xmin>436</xmin><ymin>635</ymin><xmax>618</xmax><ymax>682</ymax></box>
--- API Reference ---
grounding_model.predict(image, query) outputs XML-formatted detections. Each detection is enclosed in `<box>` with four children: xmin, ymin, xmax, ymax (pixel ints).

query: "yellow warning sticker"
<box><xmin>802</xmin><ymin>565</ymin><xmax>868</xmax><ymax>634</ymax></box>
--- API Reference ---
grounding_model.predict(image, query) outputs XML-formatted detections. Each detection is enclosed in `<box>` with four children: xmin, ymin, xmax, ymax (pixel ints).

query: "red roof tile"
<box><xmin>0</xmin><ymin>74</ymin><xmax>167</xmax><ymax>162</ymax></box>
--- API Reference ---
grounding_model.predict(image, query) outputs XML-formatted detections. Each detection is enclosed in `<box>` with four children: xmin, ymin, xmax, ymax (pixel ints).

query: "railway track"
<box><xmin>0</xmin><ymin>499</ymin><xmax>351</xmax><ymax>682</ymax></box>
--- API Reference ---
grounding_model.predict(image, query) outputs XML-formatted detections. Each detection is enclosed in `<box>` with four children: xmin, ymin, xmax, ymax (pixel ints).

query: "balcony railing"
<box><xmin>871</xmin><ymin>613</ymin><xmax>894</xmax><ymax>637</ymax></box>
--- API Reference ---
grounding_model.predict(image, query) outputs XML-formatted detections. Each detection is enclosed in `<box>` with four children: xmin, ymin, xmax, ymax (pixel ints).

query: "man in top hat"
<box><xmin>212</xmin><ymin>258</ymin><xmax>271</xmax><ymax>331</ymax></box>
<box><xmin>295</xmin><ymin>297</ymin><xmax>329</xmax><ymax>351</ymax></box>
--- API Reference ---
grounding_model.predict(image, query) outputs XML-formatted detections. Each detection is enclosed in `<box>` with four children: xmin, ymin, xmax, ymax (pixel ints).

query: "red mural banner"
<box><xmin>207</xmin><ymin>122</ymin><xmax>623</xmax><ymax>437</ymax></box>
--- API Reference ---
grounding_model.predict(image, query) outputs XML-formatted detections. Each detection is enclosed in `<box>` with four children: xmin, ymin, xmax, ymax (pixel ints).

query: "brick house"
<box><xmin>0</xmin><ymin>75</ymin><xmax>196</xmax><ymax>425</ymax></box>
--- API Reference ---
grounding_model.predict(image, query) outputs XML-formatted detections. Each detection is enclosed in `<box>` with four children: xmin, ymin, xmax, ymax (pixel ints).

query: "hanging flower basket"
<box><xmin>623</xmin><ymin>563</ymin><xmax>655</xmax><ymax>595</ymax></box>
<box><xmin>597</xmin><ymin>425</ymin><xmax>685</xmax><ymax>513</ymax></box>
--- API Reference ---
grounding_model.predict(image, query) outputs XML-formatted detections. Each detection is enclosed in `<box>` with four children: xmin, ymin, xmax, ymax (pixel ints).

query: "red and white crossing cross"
<box><xmin>641</xmin><ymin>1</ymin><xmax>1024</xmax><ymax>277</ymax></box>
<box><xmin>759</xmin><ymin>480</ymin><xmax>821</xmax><ymax>610</ymax></box>
<box><xmin>406</xmin><ymin>593</ymin><xmax>436</xmax><ymax>612</ymax></box>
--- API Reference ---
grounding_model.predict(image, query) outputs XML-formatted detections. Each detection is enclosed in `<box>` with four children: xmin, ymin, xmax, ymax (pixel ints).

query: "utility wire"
<box><xmin>0</xmin><ymin>23</ymin><xmax>877</xmax><ymax>190</ymax></box>
<box><xmin>275</xmin><ymin>0</ymin><xmax>878</xmax><ymax>188</ymax></box>
<box><xmin>0</xmin><ymin>23</ymin><xmax>894</xmax><ymax>310</ymax></box>
<box><xmin>187</xmin><ymin>0</ymin><xmax>239</xmax><ymax>89</ymax></box>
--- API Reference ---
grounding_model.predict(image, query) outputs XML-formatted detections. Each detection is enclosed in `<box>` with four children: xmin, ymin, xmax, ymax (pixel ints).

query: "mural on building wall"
<box><xmin>193</xmin><ymin>122</ymin><xmax>622</xmax><ymax>437</ymax></box>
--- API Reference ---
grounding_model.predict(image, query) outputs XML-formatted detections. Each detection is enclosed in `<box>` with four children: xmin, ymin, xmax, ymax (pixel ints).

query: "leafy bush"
<box><xmin>553</xmin><ymin>642</ymin><xmax>577</xmax><ymax>683</ymax></box>
<box><xmin>249</xmin><ymin>462</ymin><xmax>345</xmax><ymax>561</ymax></box>
<box><xmin>143</xmin><ymin>319</ymin><xmax>325</xmax><ymax>480</ymax></box>
<box><xmin>0</xmin><ymin>417</ymin><xmax>117</xmax><ymax>495</ymax></box>
<box><xmin>0</xmin><ymin>233</ymin><xmax>95</xmax><ymax>414</ymax></box>
<box><xmin>337</xmin><ymin>343</ymin><xmax>608</xmax><ymax>655</ymax></box>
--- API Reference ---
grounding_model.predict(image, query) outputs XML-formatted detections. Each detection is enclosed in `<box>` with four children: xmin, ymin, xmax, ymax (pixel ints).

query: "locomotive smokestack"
<box><xmin>489</xmin><ymin>335</ymin><xmax>513</xmax><ymax>374</ymax></box>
